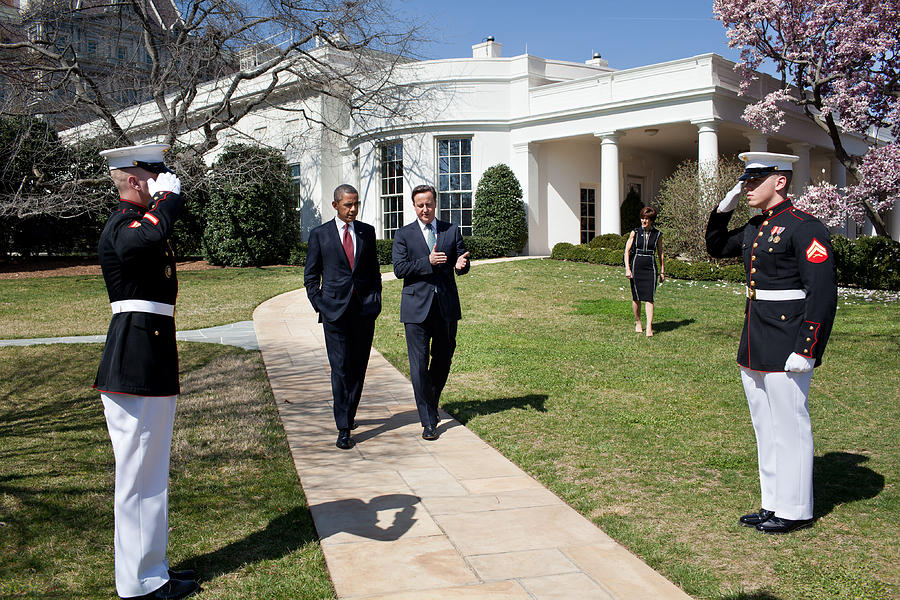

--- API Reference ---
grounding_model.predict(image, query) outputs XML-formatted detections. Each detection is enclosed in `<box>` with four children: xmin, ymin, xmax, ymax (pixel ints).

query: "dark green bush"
<box><xmin>464</xmin><ymin>235</ymin><xmax>509</xmax><ymax>260</ymax></box>
<box><xmin>203</xmin><ymin>144</ymin><xmax>299</xmax><ymax>267</ymax></box>
<box><xmin>551</xmin><ymin>241</ymin><xmax>745</xmax><ymax>283</ymax></box>
<box><xmin>375</xmin><ymin>238</ymin><xmax>394</xmax><ymax>265</ymax></box>
<box><xmin>587</xmin><ymin>233</ymin><xmax>628</xmax><ymax>250</ymax></box>
<box><xmin>289</xmin><ymin>242</ymin><xmax>308</xmax><ymax>266</ymax></box>
<box><xmin>472</xmin><ymin>164</ymin><xmax>528</xmax><ymax>255</ymax></box>
<box><xmin>833</xmin><ymin>235</ymin><xmax>900</xmax><ymax>291</ymax></box>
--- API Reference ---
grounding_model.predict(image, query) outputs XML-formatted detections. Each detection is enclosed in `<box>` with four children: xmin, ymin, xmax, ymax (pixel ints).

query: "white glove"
<box><xmin>147</xmin><ymin>172</ymin><xmax>181</xmax><ymax>196</ymax></box>
<box><xmin>784</xmin><ymin>352</ymin><xmax>815</xmax><ymax>373</ymax></box>
<box><xmin>717</xmin><ymin>181</ymin><xmax>743</xmax><ymax>213</ymax></box>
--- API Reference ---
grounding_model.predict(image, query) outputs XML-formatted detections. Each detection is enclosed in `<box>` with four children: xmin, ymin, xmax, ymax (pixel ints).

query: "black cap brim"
<box><xmin>133</xmin><ymin>161</ymin><xmax>173</xmax><ymax>174</ymax></box>
<box><xmin>738</xmin><ymin>167</ymin><xmax>790</xmax><ymax>181</ymax></box>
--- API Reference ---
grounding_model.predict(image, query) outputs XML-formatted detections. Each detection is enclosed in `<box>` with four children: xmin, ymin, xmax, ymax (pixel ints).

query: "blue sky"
<box><xmin>397</xmin><ymin>0</ymin><xmax>742</xmax><ymax>69</ymax></box>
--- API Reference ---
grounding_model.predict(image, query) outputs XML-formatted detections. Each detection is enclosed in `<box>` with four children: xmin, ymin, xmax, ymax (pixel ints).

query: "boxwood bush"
<box><xmin>553</xmin><ymin>234</ymin><xmax>900</xmax><ymax>290</ymax></box>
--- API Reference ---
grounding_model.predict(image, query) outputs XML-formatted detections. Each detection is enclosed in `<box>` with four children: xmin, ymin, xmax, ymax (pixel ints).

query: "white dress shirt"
<box><xmin>335</xmin><ymin>217</ymin><xmax>357</xmax><ymax>256</ymax></box>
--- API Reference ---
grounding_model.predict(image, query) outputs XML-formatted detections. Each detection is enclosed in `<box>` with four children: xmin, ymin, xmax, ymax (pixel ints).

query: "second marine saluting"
<box><xmin>706</xmin><ymin>152</ymin><xmax>837</xmax><ymax>534</ymax></box>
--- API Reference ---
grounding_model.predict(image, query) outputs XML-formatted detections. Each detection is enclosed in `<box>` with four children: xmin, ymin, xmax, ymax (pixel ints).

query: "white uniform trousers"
<box><xmin>101</xmin><ymin>393</ymin><xmax>177</xmax><ymax>598</ymax></box>
<box><xmin>740</xmin><ymin>368</ymin><xmax>814</xmax><ymax>520</ymax></box>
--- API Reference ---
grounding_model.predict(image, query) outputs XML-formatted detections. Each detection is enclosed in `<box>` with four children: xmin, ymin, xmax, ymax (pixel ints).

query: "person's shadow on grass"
<box><xmin>442</xmin><ymin>394</ymin><xmax>548</xmax><ymax>424</ymax></box>
<box><xmin>813</xmin><ymin>451</ymin><xmax>884</xmax><ymax>519</ymax></box>
<box><xmin>650</xmin><ymin>318</ymin><xmax>695</xmax><ymax>333</ymax></box>
<box><xmin>185</xmin><ymin>506</ymin><xmax>320</xmax><ymax>580</ymax></box>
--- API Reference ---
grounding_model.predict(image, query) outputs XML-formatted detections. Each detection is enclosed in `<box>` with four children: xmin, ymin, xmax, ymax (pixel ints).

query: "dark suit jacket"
<box><xmin>304</xmin><ymin>219</ymin><xmax>382</xmax><ymax>322</ymax></box>
<box><xmin>392</xmin><ymin>219</ymin><xmax>469</xmax><ymax>324</ymax></box>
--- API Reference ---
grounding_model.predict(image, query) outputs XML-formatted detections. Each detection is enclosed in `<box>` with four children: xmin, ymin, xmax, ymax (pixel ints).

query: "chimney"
<box><xmin>472</xmin><ymin>36</ymin><xmax>502</xmax><ymax>59</ymax></box>
<box><xmin>585</xmin><ymin>52</ymin><xmax>609</xmax><ymax>68</ymax></box>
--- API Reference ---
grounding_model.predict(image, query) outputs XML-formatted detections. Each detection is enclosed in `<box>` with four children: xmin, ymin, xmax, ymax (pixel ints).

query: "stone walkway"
<box><xmin>0</xmin><ymin>321</ymin><xmax>259</xmax><ymax>350</ymax></box>
<box><xmin>253</xmin><ymin>261</ymin><xmax>692</xmax><ymax>599</ymax></box>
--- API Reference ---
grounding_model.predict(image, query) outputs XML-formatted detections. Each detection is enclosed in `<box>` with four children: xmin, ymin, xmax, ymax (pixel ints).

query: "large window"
<box><xmin>289</xmin><ymin>164</ymin><xmax>302</xmax><ymax>210</ymax></box>
<box><xmin>380</xmin><ymin>142</ymin><xmax>403</xmax><ymax>239</ymax></box>
<box><xmin>437</xmin><ymin>138</ymin><xmax>472</xmax><ymax>235</ymax></box>
<box><xmin>580</xmin><ymin>187</ymin><xmax>596</xmax><ymax>244</ymax></box>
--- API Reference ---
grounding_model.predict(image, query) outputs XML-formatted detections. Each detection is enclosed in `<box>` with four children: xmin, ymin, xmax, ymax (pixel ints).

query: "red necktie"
<box><xmin>343</xmin><ymin>223</ymin><xmax>354</xmax><ymax>269</ymax></box>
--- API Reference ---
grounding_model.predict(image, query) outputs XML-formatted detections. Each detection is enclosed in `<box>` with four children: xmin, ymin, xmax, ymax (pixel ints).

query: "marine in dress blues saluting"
<box><xmin>706</xmin><ymin>151</ymin><xmax>837</xmax><ymax>535</ymax></box>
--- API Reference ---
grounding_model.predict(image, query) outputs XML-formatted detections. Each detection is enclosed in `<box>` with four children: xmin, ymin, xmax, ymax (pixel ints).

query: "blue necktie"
<box><xmin>425</xmin><ymin>223</ymin><xmax>436</xmax><ymax>251</ymax></box>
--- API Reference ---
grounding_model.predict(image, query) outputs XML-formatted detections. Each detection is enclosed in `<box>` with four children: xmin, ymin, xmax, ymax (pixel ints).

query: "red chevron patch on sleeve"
<box><xmin>128</xmin><ymin>220</ymin><xmax>141</xmax><ymax>228</ymax></box>
<box><xmin>806</xmin><ymin>238</ymin><xmax>829</xmax><ymax>263</ymax></box>
<box><xmin>144</xmin><ymin>213</ymin><xmax>160</xmax><ymax>225</ymax></box>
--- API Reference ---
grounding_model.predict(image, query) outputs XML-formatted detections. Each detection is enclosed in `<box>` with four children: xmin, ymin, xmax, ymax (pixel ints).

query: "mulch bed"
<box><xmin>0</xmin><ymin>257</ymin><xmax>222</xmax><ymax>279</ymax></box>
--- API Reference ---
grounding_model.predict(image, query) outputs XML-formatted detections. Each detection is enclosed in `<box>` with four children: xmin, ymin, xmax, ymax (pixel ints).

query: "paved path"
<box><xmin>253</xmin><ymin>259</ymin><xmax>691</xmax><ymax>600</ymax></box>
<box><xmin>0</xmin><ymin>321</ymin><xmax>259</xmax><ymax>350</ymax></box>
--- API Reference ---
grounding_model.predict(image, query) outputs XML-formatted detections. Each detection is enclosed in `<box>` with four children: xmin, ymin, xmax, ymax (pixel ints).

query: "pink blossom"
<box><xmin>794</xmin><ymin>182</ymin><xmax>864</xmax><ymax>228</ymax></box>
<box><xmin>741</xmin><ymin>90</ymin><xmax>791</xmax><ymax>134</ymax></box>
<box><xmin>847</xmin><ymin>144</ymin><xmax>900</xmax><ymax>214</ymax></box>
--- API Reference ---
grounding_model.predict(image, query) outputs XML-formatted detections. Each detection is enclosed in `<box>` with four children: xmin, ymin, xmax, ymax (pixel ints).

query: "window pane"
<box><xmin>461</xmin><ymin>138</ymin><xmax>471</xmax><ymax>155</ymax></box>
<box><xmin>438</xmin><ymin>140</ymin><xmax>449</xmax><ymax>156</ymax></box>
<box><xmin>439</xmin><ymin>156</ymin><xmax>449</xmax><ymax>173</ymax></box>
<box><xmin>450</xmin><ymin>174</ymin><xmax>459</xmax><ymax>190</ymax></box>
<box><xmin>461</xmin><ymin>156</ymin><xmax>471</xmax><ymax>173</ymax></box>
<box><xmin>461</xmin><ymin>193</ymin><xmax>472</xmax><ymax>208</ymax></box>
<box><xmin>461</xmin><ymin>174</ymin><xmax>471</xmax><ymax>191</ymax></box>
<box><xmin>439</xmin><ymin>174</ymin><xmax>450</xmax><ymax>191</ymax></box>
<box><xmin>462</xmin><ymin>211</ymin><xmax>471</xmax><ymax>226</ymax></box>
<box><xmin>450</xmin><ymin>157</ymin><xmax>460</xmax><ymax>173</ymax></box>
<box><xmin>450</xmin><ymin>140</ymin><xmax>459</xmax><ymax>155</ymax></box>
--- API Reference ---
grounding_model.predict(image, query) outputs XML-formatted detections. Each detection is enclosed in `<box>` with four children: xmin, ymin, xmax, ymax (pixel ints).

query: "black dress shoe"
<box><xmin>168</xmin><ymin>569</ymin><xmax>196</xmax><ymax>581</ymax></box>
<box><xmin>756</xmin><ymin>516</ymin><xmax>814</xmax><ymax>534</ymax></box>
<box><xmin>350</xmin><ymin>421</ymin><xmax>359</xmax><ymax>430</ymax></box>
<box><xmin>739</xmin><ymin>508</ymin><xmax>775</xmax><ymax>527</ymax></box>
<box><xmin>336</xmin><ymin>430</ymin><xmax>354</xmax><ymax>449</ymax></box>
<box><xmin>422</xmin><ymin>425</ymin><xmax>438</xmax><ymax>441</ymax></box>
<box><xmin>123</xmin><ymin>578</ymin><xmax>200</xmax><ymax>599</ymax></box>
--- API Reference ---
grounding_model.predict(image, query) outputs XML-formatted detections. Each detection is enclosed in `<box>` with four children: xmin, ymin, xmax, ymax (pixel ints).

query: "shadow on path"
<box><xmin>310</xmin><ymin>494</ymin><xmax>422</xmax><ymax>542</ymax></box>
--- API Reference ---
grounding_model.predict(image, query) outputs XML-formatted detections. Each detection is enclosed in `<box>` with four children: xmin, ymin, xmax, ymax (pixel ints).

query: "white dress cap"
<box><xmin>737</xmin><ymin>152</ymin><xmax>799</xmax><ymax>180</ymax></box>
<box><xmin>99</xmin><ymin>143</ymin><xmax>172</xmax><ymax>172</ymax></box>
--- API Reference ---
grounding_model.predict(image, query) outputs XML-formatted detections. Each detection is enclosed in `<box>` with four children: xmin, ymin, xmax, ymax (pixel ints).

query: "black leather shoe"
<box><xmin>168</xmin><ymin>569</ymin><xmax>196</xmax><ymax>581</ymax></box>
<box><xmin>422</xmin><ymin>425</ymin><xmax>438</xmax><ymax>441</ymax></box>
<box><xmin>350</xmin><ymin>421</ymin><xmax>359</xmax><ymax>430</ymax></box>
<box><xmin>756</xmin><ymin>516</ymin><xmax>814</xmax><ymax>534</ymax></box>
<box><xmin>123</xmin><ymin>578</ymin><xmax>200</xmax><ymax>599</ymax></box>
<box><xmin>739</xmin><ymin>508</ymin><xmax>775</xmax><ymax>527</ymax></box>
<box><xmin>336</xmin><ymin>430</ymin><xmax>354</xmax><ymax>449</ymax></box>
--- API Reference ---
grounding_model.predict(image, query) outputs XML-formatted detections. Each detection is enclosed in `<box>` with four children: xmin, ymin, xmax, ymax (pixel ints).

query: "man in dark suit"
<box><xmin>392</xmin><ymin>184</ymin><xmax>470</xmax><ymax>440</ymax></box>
<box><xmin>304</xmin><ymin>184</ymin><xmax>382</xmax><ymax>449</ymax></box>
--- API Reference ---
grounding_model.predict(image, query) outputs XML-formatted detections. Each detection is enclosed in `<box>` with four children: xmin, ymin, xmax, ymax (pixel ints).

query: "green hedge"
<box><xmin>375</xmin><ymin>239</ymin><xmax>394</xmax><ymax>265</ymax></box>
<box><xmin>553</xmin><ymin>235</ymin><xmax>900</xmax><ymax>290</ymax></box>
<box><xmin>587</xmin><ymin>233</ymin><xmax>628</xmax><ymax>251</ymax></box>
<box><xmin>832</xmin><ymin>235</ymin><xmax>900</xmax><ymax>291</ymax></box>
<box><xmin>463</xmin><ymin>235</ymin><xmax>508</xmax><ymax>260</ymax></box>
<box><xmin>551</xmin><ymin>241</ymin><xmax>744</xmax><ymax>283</ymax></box>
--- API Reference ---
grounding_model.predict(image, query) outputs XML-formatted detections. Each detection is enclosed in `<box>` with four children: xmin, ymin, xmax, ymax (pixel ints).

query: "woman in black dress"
<box><xmin>624</xmin><ymin>206</ymin><xmax>665</xmax><ymax>336</ymax></box>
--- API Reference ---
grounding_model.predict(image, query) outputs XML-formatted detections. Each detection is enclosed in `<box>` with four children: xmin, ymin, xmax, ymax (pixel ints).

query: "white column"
<box><xmin>744</xmin><ymin>132</ymin><xmax>768</xmax><ymax>152</ymax></box>
<box><xmin>830</xmin><ymin>157</ymin><xmax>851</xmax><ymax>237</ymax></box>
<box><xmin>512</xmin><ymin>142</ymin><xmax>541</xmax><ymax>255</ymax></box>
<box><xmin>597</xmin><ymin>132</ymin><xmax>621</xmax><ymax>235</ymax></box>
<box><xmin>695</xmin><ymin>120</ymin><xmax>719</xmax><ymax>177</ymax></box>
<box><xmin>789</xmin><ymin>142</ymin><xmax>811</xmax><ymax>197</ymax></box>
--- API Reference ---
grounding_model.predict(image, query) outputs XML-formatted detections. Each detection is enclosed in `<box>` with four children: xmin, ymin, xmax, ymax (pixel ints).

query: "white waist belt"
<box><xmin>746</xmin><ymin>287</ymin><xmax>807</xmax><ymax>301</ymax></box>
<box><xmin>110</xmin><ymin>300</ymin><xmax>175</xmax><ymax>316</ymax></box>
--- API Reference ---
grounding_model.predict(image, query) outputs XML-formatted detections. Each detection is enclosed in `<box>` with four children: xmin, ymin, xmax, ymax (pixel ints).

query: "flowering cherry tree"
<box><xmin>714</xmin><ymin>0</ymin><xmax>900</xmax><ymax>236</ymax></box>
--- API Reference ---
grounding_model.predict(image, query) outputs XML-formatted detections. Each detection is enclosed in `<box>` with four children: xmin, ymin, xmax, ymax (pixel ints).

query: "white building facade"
<box><xmin>69</xmin><ymin>39</ymin><xmax>899</xmax><ymax>249</ymax></box>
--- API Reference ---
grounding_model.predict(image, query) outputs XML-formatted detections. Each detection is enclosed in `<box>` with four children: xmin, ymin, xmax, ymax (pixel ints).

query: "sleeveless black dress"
<box><xmin>629</xmin><ymin>226</ymin><xmax>661</xmax><ymax>302</ymax></box>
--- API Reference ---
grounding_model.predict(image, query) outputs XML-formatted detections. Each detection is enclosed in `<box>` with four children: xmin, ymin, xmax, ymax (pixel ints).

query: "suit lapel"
<box><xmin>411</xmin><ymin>221</ymin><xmax>431</xmax><ymax>256</ymax></box>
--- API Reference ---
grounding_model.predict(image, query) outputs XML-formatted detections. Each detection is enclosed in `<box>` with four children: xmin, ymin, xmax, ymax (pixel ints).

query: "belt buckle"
<box><xmin>746</xmin><ymin>286</ymin><xmax>756</xmax><ymax>300</ymax></box>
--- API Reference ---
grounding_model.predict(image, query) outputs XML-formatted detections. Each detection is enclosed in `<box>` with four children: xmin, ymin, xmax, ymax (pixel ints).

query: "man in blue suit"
<box><xmin>392</xmin><ymin>184</ymin><xmax>470</xmax><ymax>440</ymax></box>
<box><xmin>304</xmin><ymin>184</ymin><xmax>382</xmax><ymax>449</ymax></box>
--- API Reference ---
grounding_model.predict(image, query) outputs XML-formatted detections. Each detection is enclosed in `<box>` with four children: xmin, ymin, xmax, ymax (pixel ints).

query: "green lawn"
<box><xmin>0</xmin><ymin>342</ymin><xmax>335</xmax><ymax>599</ymax></box>
<box><xmin>0</xmin><ymin>266</ymin><xmax>306</xmax><ymax>339</ymax></box>
<box><xmin>373</xmin><ymin>259</ymin><xmax>899</xmax><ymax>600</ymax></box>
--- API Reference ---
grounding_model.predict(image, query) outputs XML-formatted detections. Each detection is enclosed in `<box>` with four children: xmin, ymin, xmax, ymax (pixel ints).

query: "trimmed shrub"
<box><xmin>464</xmin><ymin>235</ymin><xmax>507</xmax><ymax>260</ymax></box>
<box><xmin>203</xmin><ymin>144</ymin><xmax>299</xmax><ymax>267</ymax></box>
<box><xmin>375</xmin><ymin>238</ymin><xmax>394</xmax><ymax>265</ymax></box>
<box><xmin>833</xmin><ymin>234</ymin><xmax>900</xmax><ymax>291</ymax></box>
<box><xmin>289</xmin><ymin>241</ymin><xmax>308</xmax><ymax>266</ymax></box>
<box><xmin>472</xmin><ymin>164</ymin><xmax>528</xmax><ymax>255</ymax></box>
<box><xmin>551</xmin><ymin>241</ymin><xmax>745</xmax><ymax>283</ymax></box>
<box><xmin>587</xmin><ymin>233</ymin><xmax>628</xmax><ymax>250</ymax></box>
